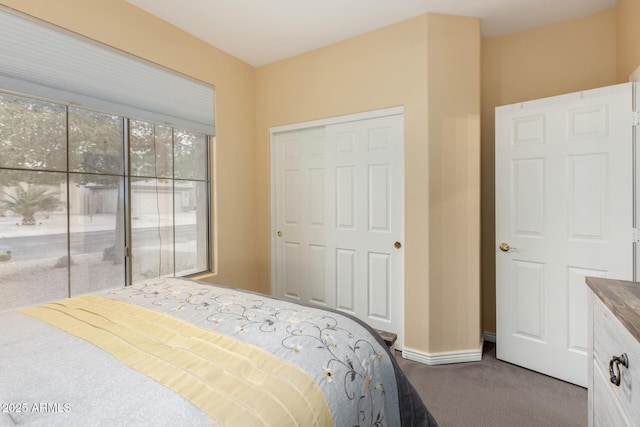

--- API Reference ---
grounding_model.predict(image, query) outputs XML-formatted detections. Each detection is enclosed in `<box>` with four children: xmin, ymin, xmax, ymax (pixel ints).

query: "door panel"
<box><xmin>274</xmin><ymin>112</ymin><xmax>404</xmax><ymax>346</ymax></box>
<box><xmin>567</xmin><ymin>154</ymin><xmax>606</xmax><ymax>239</ymax></box>
<box><xmin>283</xmin><ymin>242</ymin><xmax>301</xmax><ymax>299</ymax></box>
<box><xmin>512</xmin><ymin>158</ymin><xmax>545</xmax><ymax>236</ymax></box>
<box><xmin>513</xmin><ymin>260</ymin><xmax>545</xmax><ymax>341</ymax></box>
<box><xmin>276</xmin><ymin>128</ymin><xmax>327</xmax><ymax>304</ymax></box>
<box><xmin>336</xmin><ymin>166</ymin><xmax>356</xmax><ymax>229</ymax></box>
<box><xmin>368</xmin><ymin>252</ymin><xmax>390</xmax><ymax>320</ymax></box>
<box><xmin>336</xmin><ymin>248</ymin><xmax>356</xmax><ymax>313</ymax></box>
<box><xmin>327</xmin><ymin>115</ymin><xmax>404</xmax><ymax>344</ymax></box>
<box><xmin>308</xmin><ymin>244</ymin><xmax>327</xmax><ymax>305</ymax></box>
<box><xmin>496</xmin><ymin>83</ymin><xmax>633</xmax><ymax>387</ymax></box>
<box><xmin>567</xmin><ymin>267</ymin><xmax>604</xmax><ymax>353</ymax></box>
<box><xmin>369</xmin><ymin>165</ymin><xmax>390</xmax><ymax>231</ymax></box>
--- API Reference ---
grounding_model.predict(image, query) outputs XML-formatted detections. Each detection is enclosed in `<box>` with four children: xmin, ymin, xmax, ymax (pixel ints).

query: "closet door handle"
<box><xmin>609</xmin><ymin>353</ymin><xmax>629</xmax><ymax>386</ymax></box>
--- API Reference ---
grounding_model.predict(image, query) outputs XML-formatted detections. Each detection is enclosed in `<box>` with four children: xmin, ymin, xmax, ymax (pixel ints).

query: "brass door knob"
<box><xmin>499</xmin><ymin>242</ymin><xmax>515</xmax><ymax>252</ymax></box>
<box><xmin>394</xmin><ymin>241</ymin><xmax>402</xmax><ymax>249</ymax></box>
<box><xmin>277</xmin><ymin>231</ymin><xmax>282</xmax><ymax>237</ymax></box>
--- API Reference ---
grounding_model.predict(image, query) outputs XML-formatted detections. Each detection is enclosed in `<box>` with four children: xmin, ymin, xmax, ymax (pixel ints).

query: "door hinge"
<box><xmin>633</xmin><ymin>228</ymin><xmax>640</xmax><ymax>243</ymax></box>
<box><xmin>633</xmin><ymin>111</ymin><xmax>640</xmax><ymax>127</ymax></box>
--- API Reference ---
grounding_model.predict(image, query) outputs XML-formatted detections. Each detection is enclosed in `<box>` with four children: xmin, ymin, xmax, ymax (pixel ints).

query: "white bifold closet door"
<box><xmin>273</xmin><ymin>112</ymin><xmax>404</xmax><ymax>347</ymax></box>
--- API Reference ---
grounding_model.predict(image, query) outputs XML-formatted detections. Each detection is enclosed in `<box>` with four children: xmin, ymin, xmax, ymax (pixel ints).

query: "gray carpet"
<box><xmin>395</xmin><ymin>342</ymin><xmax>587</xmax><ymax>427</ymax></box>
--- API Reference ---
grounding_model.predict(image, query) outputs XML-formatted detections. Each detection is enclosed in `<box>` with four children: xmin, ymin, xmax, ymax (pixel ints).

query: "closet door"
<box><xmin>273</xmin><ymin>112</ymin><xmax>404</xmax><ymax>347</ymax></box>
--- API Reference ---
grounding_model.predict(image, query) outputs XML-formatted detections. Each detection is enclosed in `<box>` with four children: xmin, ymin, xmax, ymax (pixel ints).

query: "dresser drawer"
<box><xmin>592</xmin><ymin>296</ymin><xmax>640</xmax><ymax>422</ymax></box>
<box><xmin>593</xmin><ymin>359</ymin><xmax>633</xmax><ymax>426</ymax></box>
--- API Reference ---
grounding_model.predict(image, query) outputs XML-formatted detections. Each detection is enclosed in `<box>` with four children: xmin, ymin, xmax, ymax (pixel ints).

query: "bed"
<box><xmin>0</xmin><ymin>277</ymin><xmax>436</xmax><ymax>426</ymax></box>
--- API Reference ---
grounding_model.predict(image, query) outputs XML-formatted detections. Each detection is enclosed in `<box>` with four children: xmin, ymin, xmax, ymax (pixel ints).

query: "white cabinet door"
<box><xmin>495</xmin><ymin>83</ymin><xmax>633</xmax><ymax>387</ymax></box>
<box><xmin>274</xmin><ymin>112</ymin><xmax>404</xmax><ymax>347</ymax></box>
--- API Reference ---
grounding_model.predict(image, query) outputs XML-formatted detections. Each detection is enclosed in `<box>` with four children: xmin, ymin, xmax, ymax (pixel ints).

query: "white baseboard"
<box><xmin>483</xmin><ymin>331</ymin><xmax>496</xmax><ymax>343</ymax></box>
<box><xmin>402</xmin><ymin>345</ymin><xmax>483</xmax><ymax>365</ymax></box>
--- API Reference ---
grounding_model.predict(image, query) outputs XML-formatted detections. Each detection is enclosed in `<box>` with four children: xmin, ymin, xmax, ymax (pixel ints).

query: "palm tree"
<box><xmin>1</xmin><ymin>184</ymin><xmax>63</xmax><ymax>225</ymax></box>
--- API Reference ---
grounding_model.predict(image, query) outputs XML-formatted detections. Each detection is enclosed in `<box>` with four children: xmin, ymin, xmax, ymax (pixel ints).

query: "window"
<box><xmin>0</xmin><ymin>92</ymin><xmax>211</xmax><ymax>311</ymax></box>
<box><xmin>0</xmin><ymin>8</ymin><xmax>214</xmax><ymax>311</ymax></box>
<box><xmin>128</xmin><ymin>120</ymin><xmax>209</xmax><ymax>279</ymax></box>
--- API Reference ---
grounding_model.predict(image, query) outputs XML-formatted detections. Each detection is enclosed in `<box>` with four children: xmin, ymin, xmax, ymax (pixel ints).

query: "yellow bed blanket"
<box><xmin>21</xmin><ymin>295</ymin><xmax>332</xmax><ymax>427</ymax></box>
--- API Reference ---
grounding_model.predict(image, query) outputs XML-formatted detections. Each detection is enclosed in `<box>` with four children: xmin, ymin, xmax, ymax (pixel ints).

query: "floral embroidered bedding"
<box><xmin>0</xmin><ymin>277</ymin><xmax>436</xmax><ymax>426</ymax></box>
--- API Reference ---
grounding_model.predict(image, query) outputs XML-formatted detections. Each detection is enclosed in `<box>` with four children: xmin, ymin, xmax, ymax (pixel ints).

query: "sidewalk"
<box><xmin>0</xmin><ymin>212</ymin><xmax>197</xmax><ymax>239</ymax></box>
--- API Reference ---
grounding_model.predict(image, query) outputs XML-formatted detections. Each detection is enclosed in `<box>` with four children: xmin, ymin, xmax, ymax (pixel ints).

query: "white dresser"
<box><xmin>586</xmin><ymin>277</ymin><xmax>640</xmax><ymax>426</ymax></box>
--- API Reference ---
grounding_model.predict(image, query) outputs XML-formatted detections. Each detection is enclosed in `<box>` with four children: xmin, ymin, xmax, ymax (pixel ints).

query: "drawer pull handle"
<box><xmin>609</xmin><ymin>353</ymin><xmax>629</xmax><ymax>387</ymax></box>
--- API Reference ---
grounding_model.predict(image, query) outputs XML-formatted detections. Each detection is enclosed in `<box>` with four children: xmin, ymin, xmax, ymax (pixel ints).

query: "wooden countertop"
<box><xmin>586</xmin><ymin>276</ymin><xmax>640</xmax><ymax>343</ymax></box>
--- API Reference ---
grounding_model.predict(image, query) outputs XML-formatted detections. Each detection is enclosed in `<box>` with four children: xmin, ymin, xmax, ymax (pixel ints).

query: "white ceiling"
<box><xmin>126</xmin><ymin>0</ymin><xmax>618</xmax><ymax>67</ymax></box>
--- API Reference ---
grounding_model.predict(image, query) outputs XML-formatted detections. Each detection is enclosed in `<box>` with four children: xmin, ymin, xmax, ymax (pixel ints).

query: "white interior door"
<box><xmin>273</xmin><ymin>111</ymin><xmax>404</xmax><ymax>347</ymax></box>
<box><xmin>495</xmin><ymin>83</ymin><xmax>633</xmax><ymax>387</ymax></box>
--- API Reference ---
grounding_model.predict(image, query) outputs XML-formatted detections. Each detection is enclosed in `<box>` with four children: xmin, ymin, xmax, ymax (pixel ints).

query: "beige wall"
<box><xmin>0</xmin><ymin>0</ymin><xmax>261</xmax><ymax>290</ymax></box>
<box><xmin>480</xmin><ymin>10</ymin><xmax>617</xmax><ymax>333</ymax></box>
<box><xmin>256</xmin><ymin>14</ymin><xmax>481</xmax><ymax>353</ymax></box>
<box><xmin>617</xmin><ymin>0</ymin><xmax>640</xmax><ymax>83</ymax></box>
<box><xmin>425</xmin><ymin>15</ymin><xmax>481</xmax><ymax>351</ymax></box>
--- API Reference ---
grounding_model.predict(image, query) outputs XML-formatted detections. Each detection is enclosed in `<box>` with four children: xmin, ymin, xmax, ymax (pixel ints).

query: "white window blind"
<box><xmin>0</xmin><ymin>7</ymin><xmax>215</xmax><ymax>135</ymax></box>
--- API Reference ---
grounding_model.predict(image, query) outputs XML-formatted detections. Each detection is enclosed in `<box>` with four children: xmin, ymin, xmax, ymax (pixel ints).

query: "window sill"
<box><xmin>186</xmin><ymin>271</ymin><xmax>217</xmax><ymax>282</ymax></box>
